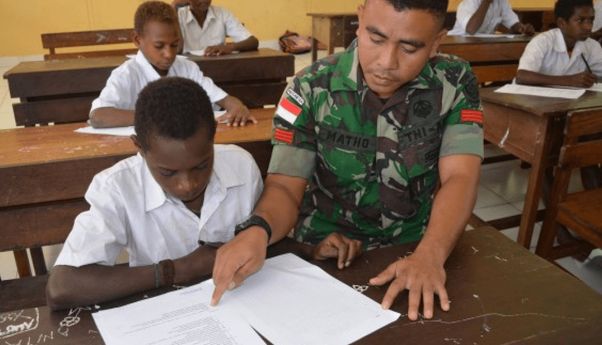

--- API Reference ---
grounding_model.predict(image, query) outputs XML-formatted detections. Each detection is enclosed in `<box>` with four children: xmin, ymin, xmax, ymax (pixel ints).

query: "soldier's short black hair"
<box><xmin>367</xmin><ymin>0</ymin><xmax>448</xmax><ymax>27</ymax></box>
<box><xmin>135</xmin><ymin>77</ymin><xmax>216</xmax><ymax>151</ymax></box>
<box><xmin>555</xmin><ymin>0</ymin><xmax>593</xmax><ymax>21</ymax></box>
<box><xmin>134</xmin><ymin>1</ymin><xmax>178</xmax><ymax>35</ymax></box>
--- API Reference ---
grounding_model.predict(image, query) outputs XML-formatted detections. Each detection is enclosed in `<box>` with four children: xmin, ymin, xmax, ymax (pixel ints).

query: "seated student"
<box><xmin>173</xmin><ymin>0</ymin><xmax>259</xmax><ymax>56</ymax></box>
<box><xmin>90</xmin><ymin>1</ymin><xmax>254</xmax><ymax>128</ymax></box>
<box><xmin>516</xmin><ymin>0</ymin><xmax>602</xmax><ymax>88</ymax></box>
<box><xmin>46</xmin><ymin>77</ymin><xmax>263</xmax><ymax>311</ymax></box>
<box><xmin>592</xmin><ymin>0</ymin><xmax>602</xmax><ymax>41</ymax></box>
<box><xmin>448</xmin><ymin>0</ymin><xmax>535</xmax><ymax>35</ymax></box>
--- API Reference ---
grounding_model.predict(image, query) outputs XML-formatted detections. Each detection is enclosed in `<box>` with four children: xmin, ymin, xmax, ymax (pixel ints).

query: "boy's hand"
<box><xmin>369</xmin><ymin>251</ymin><xmax>449</xmax><ymax>320</ymax></box>
<box><xmin>211</xmin><ymin>227</ymin><xmax>268</xmax><ymax>306</ymax></box>
<box><xmin>312</xmin><ymin>233</ymin><xmax>363</xmax><ymax>270</ymax></box>
<box><xmin>515</xmin><ymin>23</ymin><xmax>535</xmax><ymax>36</ymax></box>
<box><xmin>568</xmin><ymin>72</ymin><xmax>597</xmax><ymax>88</ymax></box>
<box><xmin>218</xmin><ymin>96</ymin><xmax>257</xmax><ymax>127</ymax></box>
<box><xmin>205</xmin><ymin>44</ymin><xmax>235</xmax><ymax>56</ymax></box>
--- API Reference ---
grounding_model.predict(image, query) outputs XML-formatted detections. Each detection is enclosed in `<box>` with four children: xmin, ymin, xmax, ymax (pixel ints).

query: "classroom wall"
<box><xmin>0</xmin><ymin>0</ymin><xmax>555</xmax><ymax>57</ymax></box>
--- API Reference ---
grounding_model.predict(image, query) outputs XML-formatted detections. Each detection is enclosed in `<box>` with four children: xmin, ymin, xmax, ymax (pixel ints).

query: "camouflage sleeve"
<box><xmin>267</xmin><ymin>75</ymin><xmax>317</xmax><ymax>179</ymax></box>
<box><xmin>440</xmin><ymin>62</ymin><xmax>484</xmax><ymax>159</ymax></box>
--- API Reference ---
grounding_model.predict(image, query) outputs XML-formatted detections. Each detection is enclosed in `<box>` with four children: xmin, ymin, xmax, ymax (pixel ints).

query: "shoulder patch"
<box><xmin>461</xmin><ymin>109</ymin><xmax>483</xmax><ymax>124</ymax></box>
<box><xmin>274</xmin><ymin>128</ymin><xmax>294</xmax><ymax>144</ymax></box>
<box><xmin>286</xmin><ymin>88</ymin><xmax>305</xmax><ymax>106</ymax></box>
<box><xmin>276</xmin><ymin>97</ymin><xmax>302</xmax><ymax>124</ymax></box>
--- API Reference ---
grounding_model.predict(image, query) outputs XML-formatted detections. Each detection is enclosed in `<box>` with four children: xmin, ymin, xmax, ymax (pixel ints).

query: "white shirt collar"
<box><xmin>134</xmin><ymin>50</ymin><xmax>163</xmax><ymax>79</ymax></box>
<box><xmin>185</xmin><ymin>6</ymin><xmax>216</xmax><ymax>27</ymax></box>
<box><xmin>551</xmin><ymin>28</ymin><xmax>587</xmax><ymax>55</ymax></box>
<box><xmin>141</xmin><ymin>149</ymin><xmax>245</xmax><ymax>213</ymax></box>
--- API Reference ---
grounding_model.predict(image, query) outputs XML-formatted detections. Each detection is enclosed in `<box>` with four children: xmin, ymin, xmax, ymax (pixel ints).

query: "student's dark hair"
<box><xmin>367</xmin><ymin>0</ymin><xmax>448</xmax><ymax>27</ymax></box>
<box><xmin>134</xmin><ymin>1</ymin><xmax>178</xmax><ymax>34</ymax></box>
<box><xmin>554</xmin><ymin>0</ymin><xmax>593</xmax><ymax>21</ymax></box>
<box><xmin>135</xmin><ymin>77</ymin><xmax>216</xmax><ymax>150</ymax></box>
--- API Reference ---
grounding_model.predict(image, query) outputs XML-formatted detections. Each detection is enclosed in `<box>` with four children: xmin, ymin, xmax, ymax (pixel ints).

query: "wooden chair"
<box><xmin>41</xmin><ymin>28</ymin><xmax>136</xmax><ymax>60</ymax></box>
<box><xmin>535</xmin><ymin>108</ymin><xmax>602</xmax><ymax>261</ymax></box>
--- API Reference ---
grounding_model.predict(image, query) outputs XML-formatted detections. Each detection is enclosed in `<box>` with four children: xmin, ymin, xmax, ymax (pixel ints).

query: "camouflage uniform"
<box><xmin>269</xmin><ymin>41</ymin><xmax>484</xmax><ymax>248</ymax></box>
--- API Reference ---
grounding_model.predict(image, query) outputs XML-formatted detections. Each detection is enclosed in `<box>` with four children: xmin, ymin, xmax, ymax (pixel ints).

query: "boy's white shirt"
<box><xmin>178</xmin><ymin>5</ymin><xmax>252</xmax><ymax>54</ymax></box>
<box><xmin>518</xmin><ymin>28</ymin><xmax>602</xmax><ymax>77</ymax></box>
<box><xmin>90</xmin><ymin>50</ymin><xmax>228</xmax><ymax>114</ymax></box>
<box><xmin>594</xmin><ymin>0</ymin><xmax>602</xmax><ymax>32</ymax></box>
<box><xmin>448</xmin><ymin>0</ymin><xmax>519</xmax><ymax>35</ymax></box>
<box><xmin>55</xmin><ymin>145</ymin><xmax>262</xmax><ymax>267</ymax></box>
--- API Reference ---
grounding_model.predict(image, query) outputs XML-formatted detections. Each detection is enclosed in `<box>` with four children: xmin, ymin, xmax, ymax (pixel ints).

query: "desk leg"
<box><xmin>14</xmin><ymin>249</ymin><xmax>32</xmax><ymax>277</ymax></box>
<box><xmin>517</xmin><ymin>120</ymin><xmax>552</xmax><ymax>248</ymax></box>
<box><xmin>311</xmin><ymin>37</ymin><xmax>318</xmax><ymax>62</ymax></box>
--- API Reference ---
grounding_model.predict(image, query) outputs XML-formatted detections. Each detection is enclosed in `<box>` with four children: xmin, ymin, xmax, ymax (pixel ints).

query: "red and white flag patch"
<box><xmin>461</xmin><ymin>109</ymin><xmax>483</xmax><ymax>124</ymax></box>
<box><xmin>276</xmin><ymin>97</ymin><xmax>302</xmax><ymax>124</ymax></box>
<box><xmin>274</xmin><ymin>128</ymin><xmax>294</xmax><ymax>144</ymax></box>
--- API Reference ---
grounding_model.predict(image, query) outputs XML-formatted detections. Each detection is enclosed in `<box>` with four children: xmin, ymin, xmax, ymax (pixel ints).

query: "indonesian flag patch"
<box><xmin>461</xmin><ymin>109</ymin><xmax>483</xmax><ymax>124</ymax></box>
<box><xmin>276</xmin><ymin>97</ymin><xmax>302</xmax><ymax>124</ymax></box>
<box><xmin>274</xmin><ymin>128</ymin><xmax>294</xmax><ymax>144</ymax></box>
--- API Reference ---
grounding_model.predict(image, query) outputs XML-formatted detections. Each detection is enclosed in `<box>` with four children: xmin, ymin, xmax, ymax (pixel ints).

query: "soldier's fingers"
<box><xmin>436</xmin><ymin>285</ymin><xmax>450</xmax><ymax>312</ymax></box>
<box><xmin>407</xmin><ymin>283</ymin><xmax>422</xmax><ymax>320</ymax></box>
<box><xmin>369</xmin><ymin>262</ymin><xmax>397</xmax><ymax>286</ymax></box>
<box><xmin>335</xmin><ymin>240</ymin><xmax>349</xmax><ymax>270</ymax></box>
<box><xmin>344</xmin><ymin>240</ymin><xmax>362</xmax><ymax>267</ymax></box>
<box><xmin>381</xmin><ymin>275</ymin><xmax>406</xmax><ymax>310</ymax></box>
<box><xmin>422</xmin><ymin>286</ymin><xmax>434</xmax><ymax>319</ymax></box>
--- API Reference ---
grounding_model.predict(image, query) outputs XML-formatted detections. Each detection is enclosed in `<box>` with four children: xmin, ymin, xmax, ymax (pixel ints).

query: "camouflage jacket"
<box><xmin>268</xmin><ymin>41</ymin><xmax>484</xmax><ymax>247</ymax></box>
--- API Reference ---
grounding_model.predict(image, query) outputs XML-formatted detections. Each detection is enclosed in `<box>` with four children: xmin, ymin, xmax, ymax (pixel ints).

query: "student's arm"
<box><xmin>516</xmin><ymin>69</ymin><xmax>597</xmax><ymax>88</ymax></box>
<box><xmin>89</xmin><ymin>108</ymin><xmax>135</xmax><ymax>128</ymax></box>
<box><xmin>204</xmin><ymin>36</ymin><xmax>259</xmax><ymax>56</ymax></box>
<box><xmin>369</xmin><ymin>154</ymin><xmax>481</xmax><ymax>320</ymax></box>
<box><xmin>211</xmin><ymin>174</ymin><xmax>307</xmax><ymax>305</ymax></box>
<box><xmin>465</xmin><ymin>0</ymin><xmax>494</xmax><ymax>34</ymax></box>
<box><xmin>46</xmin><ymin>246</ymin><xmax>216</xmax><ymax>311</ymax></box>
<box><xmin>509</xmin><ymin>22</ymin><xmax>535</xmax><ymax>35</ymax></box>
<box><xmin>215</xmin><ymin>95</ymin><xmax>257</xmax><ymax>127</ymax></box>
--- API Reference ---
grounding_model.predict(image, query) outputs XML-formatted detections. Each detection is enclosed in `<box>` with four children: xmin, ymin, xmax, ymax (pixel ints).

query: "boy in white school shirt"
<box><xmin>46</xmin><ymin>77</ymin><xmax>263</xmax><ymax>311</ymax></box>
<box><xmin>592</xmin><ymin>0</ymin><xmax>602</xmax><ymax>41</ymax></box>
<box><xmin>173</xmin><ymin>0</ymin><xmax>259</xmax><ymax>56</ymax></box>
<box><xmin>89</xmin><ymin>1</ymin><xmax>255</xmax><ymax>129</ymax></box>
<box><xmin>516</xmin><ymin>0</ymin><xmax>602</xmax><ymax>88</ymax></box>
<box><xmin>448</xmin><ymin>0</ymin><xmax>535</xmax><ymax>35</ymax></box>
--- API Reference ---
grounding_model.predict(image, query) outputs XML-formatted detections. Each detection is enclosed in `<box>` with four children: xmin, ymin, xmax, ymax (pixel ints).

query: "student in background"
<box><xmin>46</xmin><ymin>77</ymin><xmax>263</xmax><ymax>311</ymax></box>
<box><xmin>90</xmin><ymin>1</ymin><xmax>254</xmax><ymax>128</ymax></box>
<box><xmin>448</xmin><ymin>0</ymin><xmax>535</xmax><ymax>35</ymax></box>
<box><xmin>592</xmin><ymin>0</ymin><xmax>602</xmax><ymax>41</ymax></box>
<box><xmin>173</xmin><ymin>0</ymin><xmax>259</xmax><ymax>56</ymax></box>
<box><xmin>516</xmin><ymin>0</ymin><xmax>602</xmax><ymax>88</ymax></box>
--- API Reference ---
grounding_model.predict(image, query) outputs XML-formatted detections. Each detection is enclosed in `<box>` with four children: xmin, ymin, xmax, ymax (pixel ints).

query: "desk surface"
<box><xmin>480</xmin><ymin>87</ymin><xmax>602</xmax><ymax>117</ymax></box>
<box><xmin>0</xmin><ymin>108</ymin><xmax>274</xmax><ymax>170</ymax></box>
<box><xmin>2</xmin><ymin>227</ymin><xmax>601</xmax><ymax>344</ymax></box>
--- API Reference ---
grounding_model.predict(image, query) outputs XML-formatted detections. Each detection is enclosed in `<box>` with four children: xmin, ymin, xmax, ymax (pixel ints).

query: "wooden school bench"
<box><xmin>2</xmin><ymin>227</ymin><xmax>602</xmax><ymax>343</ymax></box>
<box><xmin>41</xmin><ymin>28</ymin><xmax>137</xmax><ymax>60</ymax></box>
<box><xmin>3</xmin><ymin>48</ymin><xmax>294</xmax><ymax>126</ymax></box>
<box><xmin>0</xmin><ymin>108</ymin><xmax>275</xmax><ymax>280</ymax></box>
<box><xmin>479</xmin><ymin>87</ymin><xmax>602</xmax><ymax>248</ymax></box>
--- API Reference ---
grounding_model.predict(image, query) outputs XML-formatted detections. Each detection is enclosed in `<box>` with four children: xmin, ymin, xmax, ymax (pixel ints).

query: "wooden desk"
<box><xmin>2</xmin><ymin>49</ymin><xmax>293</xmax><ymax>126</ymax></box>
<box><xmin>307</xmin><ymin>12</ymin><xmax>358</xmax><ymax>62</ymax></box>
<box><xmin>481</xmin><ymin>87</ymin><xmax>602</xmax><ymax>248</ymax></box>
<box><xmin>439</xmin><ymin>35</ymin><xmax>530</xmax><ymax>83</ymax></box>
<box><xmin>0</xmin><ymin>108</ymin><xmax>274</xmax><ymax>275</ymax></box>
<box><xmin>3</xmin><ymin>227</ymin><xmax>602</xmax><ymax>344</ymax></box>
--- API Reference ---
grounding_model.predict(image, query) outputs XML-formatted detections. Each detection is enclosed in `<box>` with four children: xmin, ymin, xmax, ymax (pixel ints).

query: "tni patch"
<box><xmin>461</xmin><ymin>109</ymin><xmax>483</xmax><ymax>124</ymax></box>
<box><xmin>274</xmin><ymin>128</ymin><xmax>294</xmax><ymax>144</ymax></box>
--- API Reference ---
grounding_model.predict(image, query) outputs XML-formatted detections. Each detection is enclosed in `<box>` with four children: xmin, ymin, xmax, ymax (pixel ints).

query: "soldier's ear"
<box><xmin>429</xmin><ymin>29</ymin><xmax>446</xmax><ymax>58</ymax></box>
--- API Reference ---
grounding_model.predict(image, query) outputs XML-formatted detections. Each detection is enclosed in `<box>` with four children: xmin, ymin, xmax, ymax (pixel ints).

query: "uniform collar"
<box><xmin>141</xmin><ymin>149</ymin><xmax>245</xmax><ymax>213</ymax></box>
<box><xmin>330</xmin><ymin>39</ymin><xmax>440</xmax><ymax>94</ymax></box>
<box><xmin>134</xmin><ymin>50</ymin><xmax>168</xmax><ymax>79</ymax></box>
<box><xmin>185</xmin><ymin>6</ymin><xmax>216</xmax><ymax>26</ymax></box>
<box><xmin>551</xmin><ymin>27</ymin><xmax>587</xmax><ymax>55</ymax></box>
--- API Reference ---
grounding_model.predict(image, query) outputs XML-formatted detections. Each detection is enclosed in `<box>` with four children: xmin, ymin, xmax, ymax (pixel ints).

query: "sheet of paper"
<box><xmin>495</xmin><ymin>84</ymin><xmax>586</xmax><ymax>99</ymax></box>
<box><xmin>463</xmin><ymin>33</ymin><xmax>517</xmax><ymax>38</ymax></box>
<box><xmin>92</xmin><ymin>284</ymin><xmax>265</xmax><ymax>345</ymax></box>
<box><xmin>212</xmin><ymin>253</ymin><xmax>400</xmax><ymax>345</ymax></box>
<box><xmin>189</xmin><ymin>49</ymin><xmax>205</xmax><ymax>56</ymax></box>
<box><xmin>74</xmin><ymin>111</ymin><xmax>228</xmax><ymax>136</ymax></box>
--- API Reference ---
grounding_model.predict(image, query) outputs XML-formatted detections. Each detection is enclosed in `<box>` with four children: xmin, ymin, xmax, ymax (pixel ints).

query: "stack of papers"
<box><xmin>93</xmin><ymin>254</ymin><xmax>400</xmax><ymax>345</ymax></box>
<box><xmin>495</xmin><ymin>84</ymin><xmax>586</xmax><ymax>99</ymax></box>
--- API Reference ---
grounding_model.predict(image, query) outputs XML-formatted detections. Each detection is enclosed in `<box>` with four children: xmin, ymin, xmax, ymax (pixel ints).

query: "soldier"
<box><xmin>212</xmin><ymin>0</ymin><xmax>484</xmax><ymax>321</ymax></box>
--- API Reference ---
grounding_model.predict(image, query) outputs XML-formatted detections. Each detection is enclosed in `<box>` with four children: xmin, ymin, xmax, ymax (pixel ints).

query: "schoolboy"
<box><xmin>90</xmin><ymin>1</ymin><xmax>254</xmax><ymax>128</ymax></box>
<box><xmin>174</xmin><ymin>0</ymin><xmax>259</xmax><ymax>56</ymax></box>
<box><xmin>46</xmin><ymin>77</ymin><xmax>263</xmax><ymax>310</ymax></box>
<box><xmin>516</xmin><ymin>0</ymin><xmax>602</xmax><ymax>88</ymax></box>
<box><xmin>448</xmin><ymin>0</ymin><xmax>535</xmax><ymax>35</ymax></box>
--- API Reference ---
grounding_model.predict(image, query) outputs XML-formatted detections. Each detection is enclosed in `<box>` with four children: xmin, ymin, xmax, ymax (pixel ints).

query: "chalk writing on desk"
<box><xmin>57</xmin><ymin>307</ymin><xmax>89</xmax><ymax>337</ymax></box>
<box><xmin>0</xmin><ymin>309</ymin><xmax>40</xmax><ymax>340</ymax></box>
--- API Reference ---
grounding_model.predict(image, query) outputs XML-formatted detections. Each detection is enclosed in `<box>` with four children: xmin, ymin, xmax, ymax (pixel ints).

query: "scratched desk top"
<box><xmin>2</xmin><ymin>227</ymin><xmax>602</xmax><ymax>344</ymax></box>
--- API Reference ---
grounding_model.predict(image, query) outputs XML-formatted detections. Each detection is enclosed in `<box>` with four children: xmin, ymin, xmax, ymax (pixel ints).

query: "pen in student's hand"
<box><xmin>581</xmin><ymin>54</ymin><xmax>593</xmax><ymax>74</ymax></box>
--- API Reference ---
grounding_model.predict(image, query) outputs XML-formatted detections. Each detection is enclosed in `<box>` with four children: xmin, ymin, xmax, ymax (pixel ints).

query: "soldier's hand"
<box><xmin>312</xmin><ymin>233</ymin><xmax>362</xmax><ymax>269</ymax></box>
<box><xmin>369</xmin><ymin>251</ymin><xmax>450</xmax><ymax>320</ymax></box>
<box><xmin>211</xmin><ymin>226</ymin><xmax>268</xmax><ymax>306</ymax></box>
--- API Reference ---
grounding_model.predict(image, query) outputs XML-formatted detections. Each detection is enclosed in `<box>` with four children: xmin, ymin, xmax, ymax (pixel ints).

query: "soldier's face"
<box><xmin>356</xmin><ymin>0</ymin><xmax>446</xmax><ymax>98</ymax></box>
